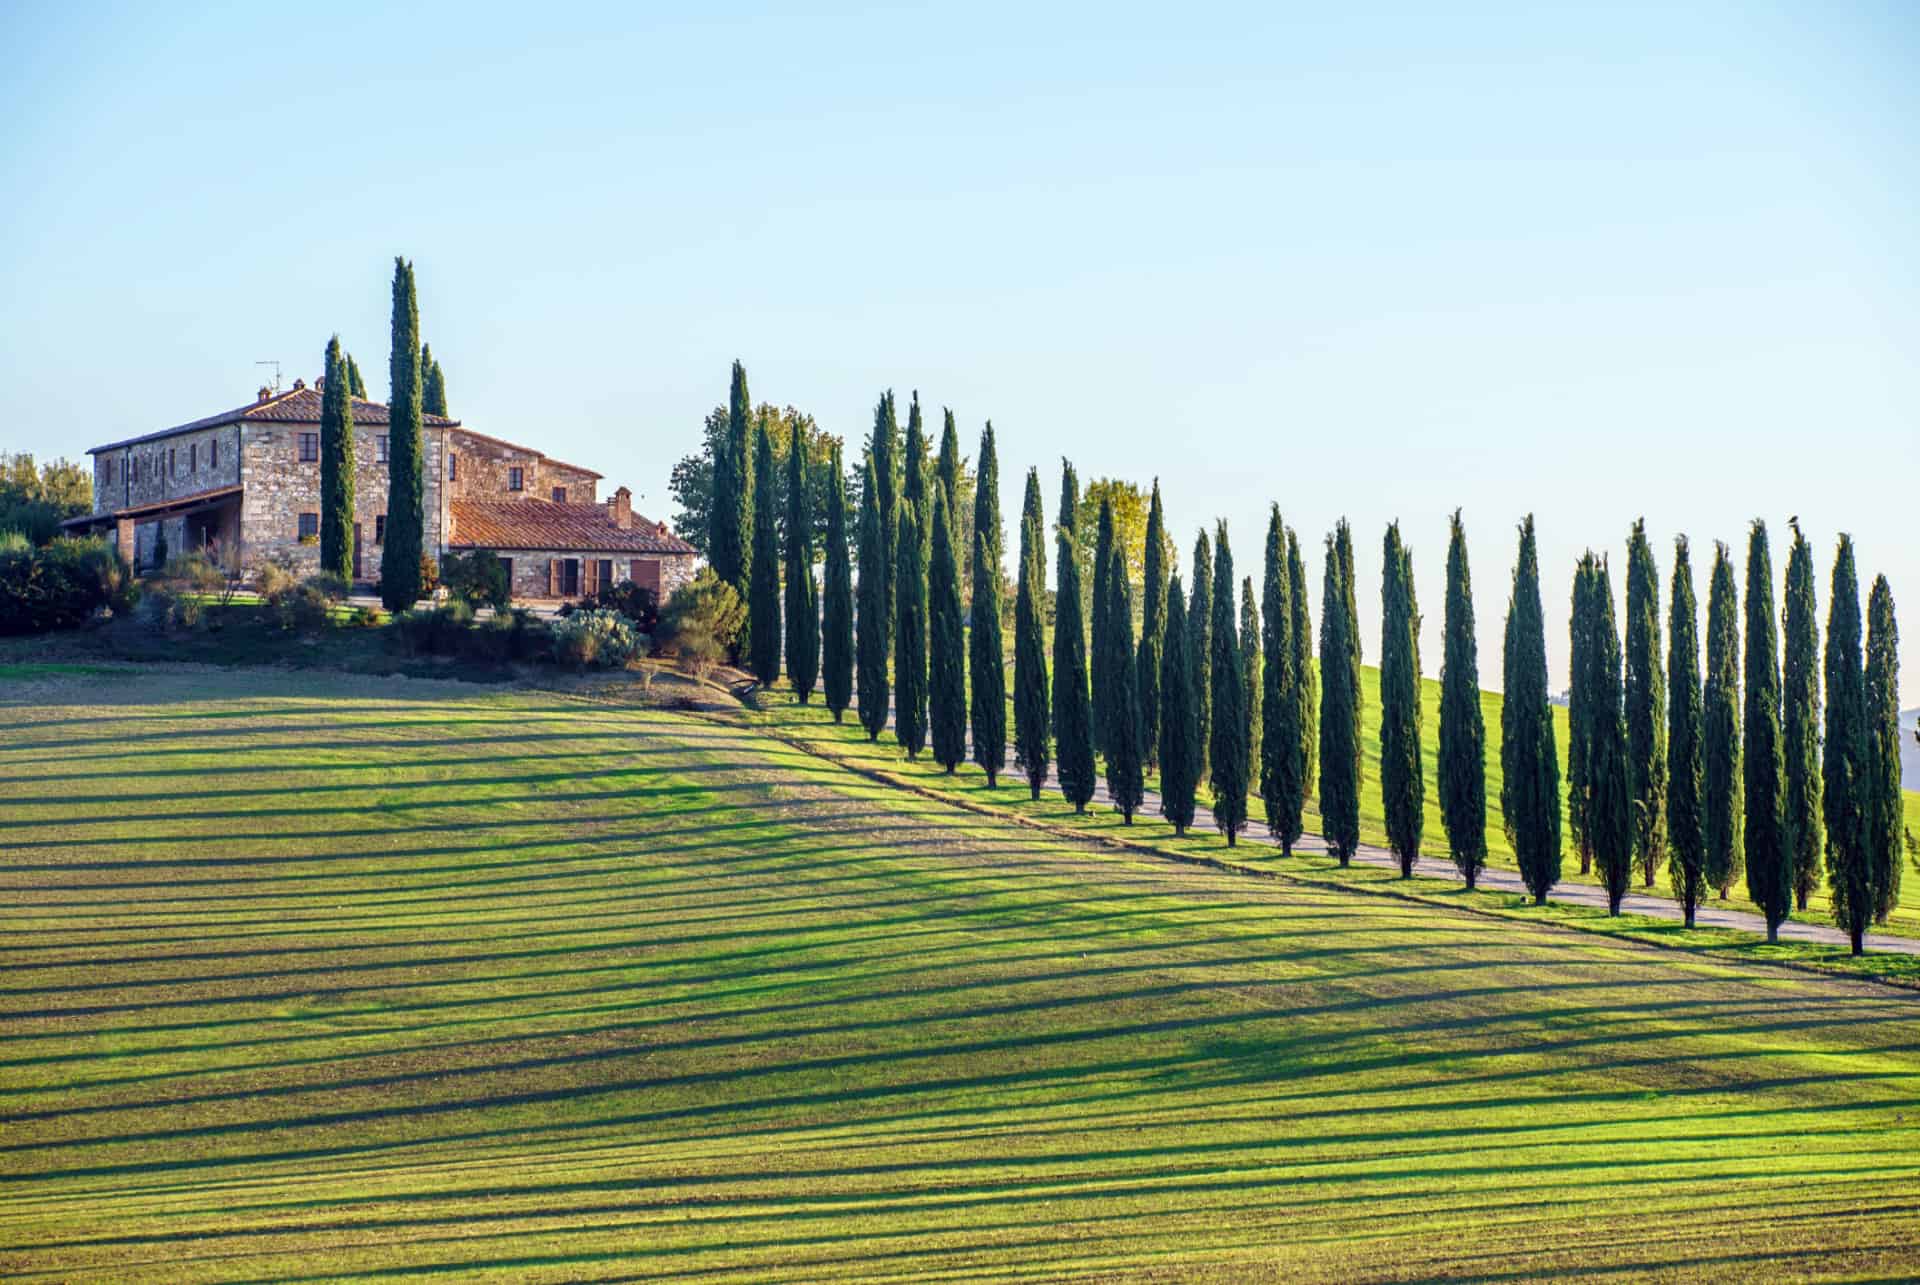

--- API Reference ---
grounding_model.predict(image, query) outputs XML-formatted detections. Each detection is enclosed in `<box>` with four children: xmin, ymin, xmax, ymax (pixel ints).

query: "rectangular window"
<box><xmin>377</xmin><ymin>435</ymin><xmax>389</xmax><ymax>463</ymax></box>
<box><xmin>298</xmin><ymin>432</ymin><xmax>319</xmax><ymax>462</ymax></box>
<box><xmin>211</xmin><ymin>439</ymin><xmax>219</xmax><ymax>469</ymax></box>
<box><xmin>561</xmin><ymin>558</ymin><xmax>580</xmax><ymax>596</ymax></box>
<box><xmin>498</xmin><ymin>557</ymin><xmax>513</xmax><ymax>594</ymax></box>
<box><xmin>298</xmin><ymin>512</ymin><xmax>319</xmax><ymax>540</ymax></box>
<box><xmin>448</xmin><ymin>453</ymin><xmax>457</xmax><ymax>481</ymax></box>
<box><xmin>508</xmin><ymin>467</ymin><xmax>524</xmax><ymax>492</ymax></box>
<box><xmin>189</xmin><ymin>443</ymin><xmax>197</xmax><ymax>472</ymax></box>
<box><xmin>101</xmin><ymin>458</ymin><xmax>114</xmax><ymax>486</ymax></box>
<box><xmin>551</xmin><ymin>486</ymin><xmax>568</xmax><ymax>503</ymax></box>
<box><xmin>597</xmin><ymin>559</ymin><xmax>613</xmax><ymax>590</ymax></box>
<box><xmin>168</xmin><ymin>447</ymin><xmax>177</xmax><ymax>477</ymax></box>
<box><xmin>375</xmin><ymin>515</ymin><xmax>386</xmax><ymax>544</ymax></box>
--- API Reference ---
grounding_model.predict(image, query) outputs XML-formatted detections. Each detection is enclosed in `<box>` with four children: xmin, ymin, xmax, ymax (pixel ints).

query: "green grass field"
<box><xmin>4</xmin><ymin>666</ymin><xmax>1920</xmax><ymax>1280</ymax></box>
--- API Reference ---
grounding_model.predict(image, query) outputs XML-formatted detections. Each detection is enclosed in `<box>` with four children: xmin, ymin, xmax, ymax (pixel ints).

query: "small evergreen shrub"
<box><xmin>0</xmin><ymin>535</ymin><xmax>133</xmax><ymax>634</ymax></box>
<box><xmin>551</xmin><ymin>608</ymin><xmax>639</xmax><ymax>668</ymax></box>
<box><xmin>441</xmin><ymin>549</ymin><xmax>511</xmax><ymax>610</ymax></box>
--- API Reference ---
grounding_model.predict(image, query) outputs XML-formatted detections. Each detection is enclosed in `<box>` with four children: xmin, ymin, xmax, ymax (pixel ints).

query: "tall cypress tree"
<box><xmin>1380</xmin><ymin>521</ymin><xmax>1424</xmax><ymax>877</ymax></box>
<box><xmin>1139</xmin><ymin>481</ymin><xmax>1168</xmax><ymax>771</ymax></box>
<box><xmin>1625</xmin><ymin>519</ymin><xmax>1668</xmax><ymax>887</ymax></box>
<box><xmin>1013</xmin><ymin>469</ymin><xmax>1051</xmax><ymax>798</ymax></box>
<box><xmin>783</xmin><ymin>418</ymin><xmax>819</xmax><ymax>701</ymax></box>
<box><xmin>710</xmin><ymin>361</ymin><xmax>753</xmax><ymax>599</ymax></box>
<box><xmin>1241</xmin><ymin>577</ymin><xmax>1261</xmax><ymax>778</ymax></box>
<box><xmin>1053</xmin><ymin>464</ymin><xmax>1096</xmax><ymax>812</ymax></box>
<box><xmin>1189</xmin><ymin>531</ymin><xmax>1213</xmax><ymax>786</ymax></box>
<box><xmin>937</xmin><ymin>408</ymin><xmax>963</xmax><ymax>588</ymax></box>
<box><xmin>1090</xmin><ymin>497</ymin><xmax>1116</xmax><ymax>758</ymax></box>
<box><xmin>856</xmin><ymin>459</ymin><xmax>890</xmax><ymax>741</ymax></box>
<box><xmin>747</xmin><ymin>416</ymin><xmax>782</xmax><ymax>685</ymax></box>
<box><xmin>421</xmin><ymin>343</ymin><xmax>448</xmax><ymax>419</ymax></box>
<box><xmin>1567</xmin><ymin>555</ymin><xmax>1598</xmax><ymax>874</ymax></box>
<box><xmin>1318</xmin><ymin>531</ymin><xmax>1360</xmax><ymax>864</ymax></box>
<box><xmin>895</xmin><ymin>502</ymin><xmax>928</xmax><ymax>758</ymax></box>
<box><xmin>1439</xmin><ymin>510</ymin><xmax>1488</xmax><ymax>887</ymax></box>
<box><xmin>318</xmin><ymin>336</ymin><xmax>356</xmax><ymax>582</ymax></box>
<box><xmin>1261</xmin><ymin>506</ymin><xmax>1305</xmax><ymax>854</ymax></box>
<box><xmin>1288</xmin><ymin>528</ymin><xmax>1317</xmax><ymax>797</ymax></box>
<box><xmin>1159</xmin><ymin>573</ymin><xmax>1198</xmax><ymax>836</ymax></box>
<box><xmin>1743</xmin><ymin>521</ymin><xmax>1791</xmax><ymax>940</ymax></box>
<box><xmin>345</xmin><ymin>353</ymin><xmax>368</xmax><ymax>399</ymax></box>
<box><xmin>1863</xmin><ymin>575</ymin><xmax>1904</xmax><ymax>944</ymax></box>
<box><xmin>1106</xmin><ymin>545</ymin><xmax>1145</xmax><ymax>822</ymax></box>
<box><xmin>1782</xmin><ymin>522</ymin><xmax>1823</xmax><ymax>910</ymax></box>
<box><xmin>904</xmin><ymin>392</ymin><xmax>929</xmax><ymax>555</ymax></box>
<box><xmin>821</xmin><ymin>446</ymin><xmax>853</xmax><ymax>720</ymax></box>
<box><xmin>1210</xmin><ymin>525</ymin><xmax>1249</xmax><ymax>845</ymax></box>
<box><xmin>1502</xmin><ymin>516</ymin><xmax>1562</xmax><ymax>905</ymax></box>
<box><xmin>1824</xmin><ymin>537</ymin><xmax>1869</xmax><ymax>954</ymax></box>
<box><xmin>968</xmin><ymin>424</ymin><xmax>1006</xmax><ymax>784</ymax></box>
<box><xmin>928</xmin><ymin>491</ymin><xmax>967</xmax><ymax>772</ymax></box>
<box><xmin>1588</xmin><ymin>558</ymin><xmax>1634</xmax><ymax>913</ymax></box>
<box><xmin>379</xmin><ymin>257</ymin><xmax>424</xmax><ymax>611</ymax></box>
<box><xmin>1704</xmin><ymin>542</ymin><xmax>1744</xmax><ymax>899</ymax></box>
<box><xmin>1668</xmin><ymin>538</ymin><xmax>1708</xmax><ymax>927</ymax></box>
<box><xmin>1337</xmin><ymin>520</ymin><xmax>1362</xmax><ymax>783</ymax></box>
<box><xmin>868</xmin><ymin>391</ymin><xmax>899</xmax><ymax>648</ymax></box>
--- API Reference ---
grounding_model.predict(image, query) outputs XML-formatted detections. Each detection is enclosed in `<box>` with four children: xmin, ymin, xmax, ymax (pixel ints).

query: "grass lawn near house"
<box><xmin>6</xmin><ymin>666</ymin><xmax>1917</xmax><ymax>1280</ymax></box>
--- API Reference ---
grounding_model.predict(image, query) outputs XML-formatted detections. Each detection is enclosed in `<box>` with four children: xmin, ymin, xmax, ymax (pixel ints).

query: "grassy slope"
<box><xmin>3</xmin><ymin>667</ymin><xmax>1919</xmax><ymax>1280</ymax></box>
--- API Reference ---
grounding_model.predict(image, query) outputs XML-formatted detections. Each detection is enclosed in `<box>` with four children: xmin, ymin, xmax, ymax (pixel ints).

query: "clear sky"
<box><xmin>3</xmin><ymin>1</ymin><xmax>1914</xmax><ymax>703</ymax></box>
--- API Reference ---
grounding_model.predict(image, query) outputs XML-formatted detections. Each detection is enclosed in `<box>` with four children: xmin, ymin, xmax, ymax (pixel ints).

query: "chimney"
<box><xmin>313</xmin><ymin>376</ymin><xmax>326</xmax><ymax>393</ymax></box>
<box><xmin>608</xmin><ymin>485</ymin><xmax>633</xmax><ymax>530</ymax></box>
<box><xmin>257</xmin><ymin>386</ymin><xmax>272</xmax><ymax>404</ymax></box>
<box><xmin>291</xmin><ymin>377</ymin><xmax>306</xmax><ymax>391</ymax></box>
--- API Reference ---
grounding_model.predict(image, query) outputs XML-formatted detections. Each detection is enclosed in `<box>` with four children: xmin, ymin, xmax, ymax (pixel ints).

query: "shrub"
<box><xmin>560</xmin><ymin>579</ymin><xmax>659</xmax><ymax>632</ymax></box>
<box><xmin>442</xmin><ymin>549</ymin><xmax>511</xmax><ymax>610</ymax></box>
<box><xmin>254</xmin><ymin>558</ymin><xmax>299</xmax><ymax>601</ymax></box>
<box><xmin>551</xmin><ymin>608</ymin><xmax>639</xmax><ymax>669</ymax></box>
<box><xmin>390</xmin><ymin>601</ymin><xmax>475</xmax><ymax>656</ymax></box>
<box><xmin>305</xmin><ymin>571</ymin><xmax>350</xmax><ymax>602</ymax></box>
<box><xmin>419</xmin><ymin>555</ymin><xmax>440</xmax><ymax>596</ymax></box>
<box><xmin>0</xmin><ymin>535</ymin><xmax>133</xmax><ymax>634</ymax></box>
<box><xmin>346</xmin><ymin>605</ymin><xmax>386</xmax><ymax>628</ymax></box>
<box><xmin>658</xmin><ymin>568</ymin><xmax>744</xmax><ymax>660</ymax></box>
<box><xmin>137</xmin><ymin>583</ymin><xmax>205</xmax><ymax>632</ymax></box>
<box><xmin>267</xmin><ymin>582</ymin><xmax>335</xmax><ymax>633</ymax></box>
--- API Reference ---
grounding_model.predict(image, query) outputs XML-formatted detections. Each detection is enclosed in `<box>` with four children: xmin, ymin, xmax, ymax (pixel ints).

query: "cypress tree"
<box><xmin>1625</xmin><ymin>518</ymin><xmax>1668</xmax><ymax>887</ymax></box>
<box><xmin>1159</xmin><ymin>574</ymin><xmax>1198</xmax><ymax>836</ymax></box>
<box><xmin>895</xmin><ymin>502</ymin><xmax>928</xmax><ymax>758</ymax></box>
<box><xmin>1090</xmin><ymin>497</ymin><xmax>1116</xmax><ymax>757</ymax></box>
<box><xmin>421</xmin><ymin>343</ymin><xmax>448</xmax><ymax>419</ymax></box>
<box><xmin>1337</xmin><ymin>520</ymin><xmax>1362</xmax><ymax>783</ymax></box>
<box><xmin>1864</xmin><ymin>575</ymin><xmax>1904</xmax><ymax>942</ymax></box>
<box><xmin>937</xmin><ymin>408</ymin><xmax>963</xmax><ymax>568</ymax></box>
<box><xmin>1704</xmin><ymin>542</ymin><xmax>1744</xmax><ymax>899</ymax></box>
<box><xmin>821</xmin><ymin>446</ymin><xmax>853</xmax><ymax>721</ymax></box>
<box><xmin>1105</xmin><ymin>545</ymin><xmax>1145</xmax><ymax>822</ymax></box>
<box><xmin>1502</xmin><ymin>516</ymin><xmax>1562</xmax><ymax>905</ymax></box>
<box><xmin>904</xmin><ymin>392</ymin><xmax>929</xmax><ymax>555</ymax></box>
<box><xmin>1319</xmin><ymin>531</ymin><xmax>1360</xmax><ymax>863</ymax></box>
<box><xmin>928</xmin><ymin>491</ymin><xmax>967</xmax><ymax>772</ymax></box>
<box><xmin>856</xmin><ymin>459</ymin><xmax>890</xmax><ymax>741</ymax></box>
<box><xmin>1380</xmin><ymin>522</ymin><xmax>1424</xmax><ymax>876</ymax></box>
<box><xmin>1567</xmin><ymin>555</ymin><xmax>1598</xmax><ymax>874</ymax></box>
<box><xmin>1210</xmin><ymin>524</ymin><xmax>1249</xmax><ymax>845</ymax></box>
<box><xmin>345</xmin><ymin>353</ymin><xmax>368</xmax><ymax>399</ymax></box>
<box><xmin>379</xmin><ymin>257</ymin><xmax>424</xmax><ymax>611</ymax></box>
<box><xmin>1053</xmin><ymin>464</ymin><xmax>1096</xmax><ymax>812</ymax></box>
<box><xmin>968</xmin><ymin>424</ymin><xmax>1006</xmax><ymax>785</ymax></box>
<box><xmin>1289</xmin><ymin>528</ymin><xmax>1317</xmax><ymax>795</ymax></box>
<box><xmin>1139</xmin><ymin>481</ymin><xmax>1168</xmax><ymax>771</ymax></box>
<box><xmin>1241</xmin><ymin>576</ymin><xmax>1261</xmax><ymax>777</ymax></box>
<box><xmin>868</xmin><ymin>391</ymin><xmax>899</xmax><ymax>647</ymax></box>
<box><xmin>1588</xmin><ymin>558</ymin><xmax>1634</xmax><ymax>914</ymax></box>
<box><xmin>1668</xmin><ymin>538</ymin><xmax>1708</xmax><ymax>927</ymax></box>
<box><xmin>710</xmin><ymin>361</ymin><xmax>753</xmax><ymax>599</ymax></box>
<box><xmin>318</xmin><ymin>336</ymin><xmax>356</xmax><ymax>583</ymax></box>
<box><xmin>1439</xmin><ymin>510</ymin><xmax>1488</xmax><ymax>888</ymax></box>
<box><xmin>747</xmin><ymin>415</ymin><xmax>781</xmax><ymax>685</ymax></box>
<box><xmin>1782</xmin><ymin>522</ymin><xmax>1823</xmax><ymax>910</ymax></box>
<box><xmin>1189</xmin><ymin>531</ymin><xmax>1213</xmax><ymax>786</ymax></box>
<box><xmin>1261</xmin><ymin>506</ymin><xmax>1305</xmax><ymax>854</ymax></box>
<box><xmin>784</xmin><ymin>417</ymin><xmax>819</xmax><ymax>702</ymax></box>
<box><xmin>1013</xmin><ymin>469</ymin><xmax>1051</xmax><ymax>798</ymax></box>
<box><xmin>1824</xmin><ymin>537</ymin><xmax>1869</xmax><ymax>953</ymax></box>
<box><xmin>1743</xmin><ymin>521</ymin><xmax>1792</xmax><ymax>940</ymax></box>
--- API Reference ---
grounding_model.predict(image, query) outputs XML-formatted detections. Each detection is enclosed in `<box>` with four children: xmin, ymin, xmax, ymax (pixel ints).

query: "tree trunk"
<box><xmin>1684</xmin><ymin>905</ymin><xmax>1695</xmax><ymax>928</ymax></box>
<box><xmin>1535</xmin><ymin>890</ymin><xmax>1547</xmax><ymax>906</ymax></box>
<box><xmin>1852</xmin><ymin>925</ymin><xmax>1865</xmax><ymax>957</ymax></box>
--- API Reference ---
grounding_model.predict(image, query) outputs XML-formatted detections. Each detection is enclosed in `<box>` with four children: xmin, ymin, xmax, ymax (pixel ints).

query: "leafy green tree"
<box><xmin>1743</xmin><ymin>521</ymin><xmax>1791</xmax><ymax>939</ymax></box>
<box><xmin>821</xmin><ymin>446</ymin><xmax>853</xmax><ymax>720</ymax></box>
<box><xmin>1139</xmin><ymin>481</ymin><xmax>1168</xmax><ymax>771</ymax></box>
<box><xmin>345</xmin><ymin>353</ymin><xmax>368</xmax><ymax>399</ymax></box>
<box><xmin>1288</xmin><ymin>528</ymin><xmax>1317</xmax><ymax>795</ymax></box>
<box><xmin>1318</xmin><ymin>529</ymin><xmax>1360</xmax><ymax>863</ymax></box>
<box><xmin>1863</xmin><ymin>575</ymin><xmax>1904</xmax><ymax>946</ymax></box>
<box><xmin>1567</xmin><ymin>554</ymin><xmax>1599</xmax><ymax>874</ymax></box>
<box><xmin>1502</xmin><ymin>516</ymin><xmax>1562</xmax><ymax>904</ymax></box>
<box><xmin>1053</xmin><ymin>463</ymin><xmax>1096</xmax><ymax>812</ymax></box>
<box><xmin>1076</xmin><ymin>478</ymin><xmax>1152</xmax><ymax>614</ymax></box>
<box><xmin>709</xmin><ymin>361</ymin><xmax>753</xmax><ymax>598</ymax></box>
<box><xmin>1013</xmin><ymin>469</ymin><xmax>1051</xmax><ymax>798</ymax></box>
<box><xmin>1090</xmin><ymin>496</ymin><xmax>1117</xmax><ymax>757</ymax></box>
<box><xmin>747</xmin><ymin>415</ymin><xmax>782</xmax><ymax>685</ymax></box>
<box><xmin>421</xmin><ymin>343</ymin><xmax>448</xmax><ymax>418</ymax></box>
<box><xmin>1704</xmin><ymin>542</ymin><xmax>1744</xmax><ymax>899</ymax></box>
<box><xmin>1261</xmin><ymin>506</ymin><xmax>1305</xmax><ymax>854</ymax></box>
<box><xmin>318</xmin><ymin>336</ymin><xmax>356</xmax><ymax>582</ymax></box>
<box><xmin>1625</xmin><ymin>519</ymin><xmax>1667</xmax><ymax>887</ymax></box>
<box><xmin>928</xmin><ymin>491</ymin><xmax>967</xmax><ymax>772</ymax></box>
<box><xmin>1587</xmin><ymin>558</ymin><xmax>1633</xmax><ymax>913</ymax></box>
<box><xmin>895</xmin><ymin>501</ymin><xmax>928</xmax><ymax>758</ymax></box>
<box><xmin>670</xmin><ymin>402</ymin><xmax>851</xmax><ymax>557</ymax></box>
<box><xmin>971</xmin><ymin>522</ymin><xmax>1007</xmax><ymax>785</ymax></box>
<box><xmin>856</xmin><ymin>459</ymin><xmax>890</xmax><ymax>741</ymax></box>
<box><xmin>1782</xmin><ymin>522</ymin><xmax>1822</xmax><ymax>909</ymax></box>
<box><xmin>1105</xmin><ymin>545</ymin><xmax>1145</xmax><ymax>822</ymax></box>
<box><xmin>1210</xmin><ymin>525</ymin><xmax>1249</xmax><ymax>845</ymax></box>
<box><xmin>1667</xmin><ymin>537</ymin><xmax>1708</xmax><ymax>926</ymax></box>
<box><xmin>1439</xmin><ymin>510</ymin><xmax>1487</xmax><ymax>887</ymax></box>
<box><xmin>1380</xmin><ymin>521</ymin><xmax>1424</xmax><ymax>876</ymax></box>
<box><xmin>1159</xmin><ymin>573</ymin><xmax>1198</xmax><ymax>836</ymax></box>
<box><xmin>1189</xmin><ymin>530</ymin><xmax>1213</xmax><ymax>785</ymax></box>
<box><xmin>784</xmin><ymin>418</ymin><xmax>819</xmax><ymax>701</ymax></box>
<box><xmin>379</xmin><ymin>257</ymin><xmax>425</xmax><ymax>611</ymax></box>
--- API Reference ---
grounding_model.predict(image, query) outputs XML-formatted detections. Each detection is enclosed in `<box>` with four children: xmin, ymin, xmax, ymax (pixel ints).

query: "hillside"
<box><xmin>4</xmin><ymin>667</ymin><xmax>1918</xmax><ymax>1280</ymax></box>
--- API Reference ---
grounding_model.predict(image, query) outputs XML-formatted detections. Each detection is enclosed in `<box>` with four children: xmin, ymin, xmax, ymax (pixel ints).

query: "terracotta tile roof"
<box><xmin>89</xmin><ymin>384</ymin><xmax>459</xmax><ymax>454</ymax></box>
<box><xmin>448</xmin><ymin>498</ymin><xmax>698</xmax><ymax>555</ymax></box>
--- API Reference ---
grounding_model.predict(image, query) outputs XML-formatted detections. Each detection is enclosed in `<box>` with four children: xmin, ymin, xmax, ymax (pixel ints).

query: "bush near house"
<box><xmin>0</xmin><ymin>534</ymin><xmax>135</xmax><ymax>634</ymax></box>
<box><xmin>441</xmin><ymin>549</ymin><xmax>511</xmax><ymax>610</ymax></box>
<box><xmin>559</xmin><ymin>578</ymin><xmax>659</xmax><ymax>633</ymax></box>
<box><xmin>551</xmin><ymin>608</ymin><xmax>641</xmax><ymax>668</ymax></box>
<box><xmin>657</xmin><ymin>568</ymin><xmax>745</xmax><ymax>679</ymax></box>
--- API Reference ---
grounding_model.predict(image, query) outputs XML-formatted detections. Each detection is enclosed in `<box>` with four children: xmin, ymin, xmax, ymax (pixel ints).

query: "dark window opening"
<box><xmin>298</xmin><ymin>432</ymin><xmax>319</xmax><ymax>462</ymax></box>
<box><xmin>448</xmin><ymin>454</ymin><xmax>458</xmax><ymax>481</ymax></box>
<box><xmin>508</xmin><ymin>467</ymin><xmax>524</xmax><ymax>492</ymax></box>
<box><xmin>377</xmin><ymin>435</ymin><xmax>389</xmax><ymax>463</ymax></box>
<box><xmin>552</xmin><ymin>486</ymin><xmax>568</xmax><ymax>503</ymax></box>
<box><xmin>189</xmin><ymin>443</ymin><xmax>197</xmax><ymax>472</ymax></box>
<box><xmin>211</xmin><ymin>439</ymin><xmax>219</xmax><ymax>468</ymax></box>
<box><xmin>375</xmin><ymin>515</ymin><xmax>386</xmax><ymax>544</ymax></box>
<box><xmin>560</xmin><ymin>558</ymin><xmax>580</xmax><ymax>596</ymax></box>
<box><xmin>297</xmin><ymin>512</ymin><xmax>319</xmax><ymax>540</ymax></box>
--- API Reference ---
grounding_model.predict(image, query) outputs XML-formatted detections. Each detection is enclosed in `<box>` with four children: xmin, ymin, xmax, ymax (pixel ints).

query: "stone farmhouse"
<box><xmin>65</xmin><ymin>379</ymin><xmax>698</xmax><ymax>602</ymax></box>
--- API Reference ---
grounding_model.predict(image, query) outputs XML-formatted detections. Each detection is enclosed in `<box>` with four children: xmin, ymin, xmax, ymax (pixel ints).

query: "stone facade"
<box><xmin>238</xmin><ymin>421</ymin><xmax>443</xmax><ymax>580</ymax></box>
<box><xmin>445</xmin><ymin>429</ymin><xmax>600</xmax><ymax>507</ymax></box>
<box><xmin>493</xmin><ymin>549</ymin><xmax>697</xmax><ymax>603</ymax></box>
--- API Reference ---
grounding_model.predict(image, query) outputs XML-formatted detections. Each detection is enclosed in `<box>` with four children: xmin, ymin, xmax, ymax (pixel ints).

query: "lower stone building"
<box><xmin>65</xmin><ymin>378</ymin><xmax>698</xmax><ymax>603</ymax></box>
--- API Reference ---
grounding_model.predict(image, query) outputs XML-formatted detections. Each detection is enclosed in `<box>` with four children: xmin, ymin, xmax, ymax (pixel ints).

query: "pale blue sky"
<box><xmin>3</xmin><ymin>1</ymin><xmax>1914</xmax><ymax>701</ymax></box>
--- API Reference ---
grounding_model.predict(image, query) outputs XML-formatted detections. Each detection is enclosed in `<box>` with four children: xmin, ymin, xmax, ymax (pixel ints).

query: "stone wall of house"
<box><xmin>240</xmin><ymin>423</ymin><xmax>444</xmax><ymax>581</ymax></box>
<box><xmin>94</xmin><ymin>425</ymin><xmax>242</xmax><ymax>515</ymax></box>
<box><xmin>492</xmin><ymin>549</ymin><xmax>696</xmax><ymax>602</ymax></box>
<box><xmin>445</xmin><ymin>429</ymin><xmax>600</xmax><ymax>506</ymax></box>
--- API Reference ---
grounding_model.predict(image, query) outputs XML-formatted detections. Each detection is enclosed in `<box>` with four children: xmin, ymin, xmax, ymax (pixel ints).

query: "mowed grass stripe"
<box><xmin>2</xmin><ymin>668</ymin><xmax>1918</xmax><ymax>1281</ymax></box>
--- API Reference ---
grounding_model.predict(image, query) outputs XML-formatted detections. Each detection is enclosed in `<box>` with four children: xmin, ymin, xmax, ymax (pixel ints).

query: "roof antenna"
<box><xmin>254</xmin><ymin>360</ymin><xmax>281</xmax><ymax>394</ymax></box>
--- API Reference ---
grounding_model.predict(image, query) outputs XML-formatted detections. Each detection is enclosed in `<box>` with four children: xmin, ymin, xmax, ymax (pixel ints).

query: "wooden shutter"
<box><xmin>583</xmin><ymin>558</ymin><xmax>598</xmax><ymax>595</ymax></box>
<box><xmin>548</xmin><ymin>558</ymin><xmax>559</xmax><ymax>596</ymax></box>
